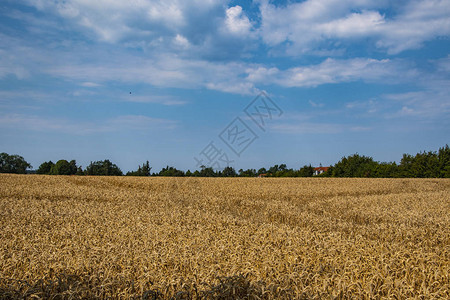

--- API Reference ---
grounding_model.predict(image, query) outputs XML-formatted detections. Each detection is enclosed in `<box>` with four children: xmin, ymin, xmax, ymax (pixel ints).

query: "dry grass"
<box><xmin>0</xmin><ymin>174</ymin><xmax>449</xmax><ymax>299</ymax></box>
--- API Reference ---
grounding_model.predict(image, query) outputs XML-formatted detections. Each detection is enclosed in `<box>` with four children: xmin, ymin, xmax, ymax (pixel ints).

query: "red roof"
<box><xmin>314</xmin><ymin>167</ymin><xmax>329</xmax><ymax>172</ymax></box>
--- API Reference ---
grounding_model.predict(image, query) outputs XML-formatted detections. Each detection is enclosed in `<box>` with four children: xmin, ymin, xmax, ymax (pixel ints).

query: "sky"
<box><xmin>0</xmin><ymin>0</ymin><xmax>449</xmax><ymax>173</ymax></box>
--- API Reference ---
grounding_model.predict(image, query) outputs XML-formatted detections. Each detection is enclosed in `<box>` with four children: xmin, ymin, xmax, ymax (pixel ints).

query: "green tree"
<box><xmin>332</xmin><ymin>154</ymin><xmax>378</xmax><ymax>177</ymax></box>
<box><xmin>69</xmin><ymin>160</ymin><xmax>78</xmax><ymax>175</ymax></box>
<box><xmin>279</xmin><ymin>168</ymin><xmax>296</xmax><ymax>177</ymax></box>
<box><xmin>50</xmin><ymin>160</ymin><xmax>78</xmax><ymax>175</ymax></box>
<box><xmin>37</xmin><ymin>161</ymin><xmax>55</xmax><ymax>175</ymax></box>
<box><xmin>127</xmin><ymin>161</ymin><xmax>152</xmax><ymax>176</ymax></box>
<box><xmin>438</xmin><ymin>144</ymin><xmax>450</xmax><ymax>178</ymax></box>
<box><xmin>257</xmin><ymin>168</ymin><xmax>267</xmax><ymax>176</ymax></box>
<box><xmin>222</xmin><ymin>166</ymin><xmax>237</xmax><ymax>177</ymax></box>
<box><xmin>76</xmin><ymin>166</ymin><xmax>84</xmax><ymax>176</ymax></box>
<box><xmin>298</xmin><ymin>165</ymin><xmax>314</xmax><ymax>177</ymax></box>
<box><xmin>238</xmin><ymin>168</ymin><xmax>256</xmax><ymax>177</ymax></box>
<box><xmin>373</xmin><ymin>162</ymin><xmax>398</xmax><ymax>178</ymax></box>
<box><xmin>398</xmin><ymin>151</ymin><xmax>439</xmax><ymax>178</ymax></box>
<box><xmin>199</xmin><ymin>166</ymin><xmax>216</xmax><ymax>177</ymax></box>
<box><xmin>398</xmin><ymin>153</ymin><xmax>415</xmax><ymax>177</ymax></box>
<box><xmin>158</xmin><ymin>166</ymin><xmax>185</xmax><ymax>177</ymax></box>
<box><xmin>85</xmin><ymin>160</ymin><xmax>123</xmax><ymax>176</ymax></box>
<box><xmin>0</xmin><ymin>152</ymin><xmax>32</xmax><ymax>174</ymax></box>
<box><xmin>320</xmin><ymin>166</ymin><xmax>333</xmax><ymax>177</ymax></box>
<box><xmin>267</xmin><ymin>164</ymin><xmax>280</xmax><ymax>175</ymax></box>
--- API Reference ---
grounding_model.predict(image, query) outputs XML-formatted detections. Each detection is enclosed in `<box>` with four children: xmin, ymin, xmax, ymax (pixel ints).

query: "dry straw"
<box><xmin>0</xmin><ymin>175</ymin><xmax>449</xmax><ymax>299</ymax></box>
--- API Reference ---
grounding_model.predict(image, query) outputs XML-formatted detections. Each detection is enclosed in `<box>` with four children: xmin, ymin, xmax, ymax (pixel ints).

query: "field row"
<box><xmin>0</xmin><ymin>175</ymin><xmax>449</xmax><ymax>298</ymax></box>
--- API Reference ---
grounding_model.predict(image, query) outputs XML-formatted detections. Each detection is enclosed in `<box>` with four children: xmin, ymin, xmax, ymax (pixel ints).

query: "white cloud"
<box><xmin>206</xmin><ymin>81</ymin><xmax>258</xmax><ymax>95</ymax></box>
<box><xmin>124</xmin><ymin>95</ymin><xmax>187</xmax><ymax>106</ymax></box>
<box><xmin>109</xmin><ymin>115</ymin><xmax>178</xmax><ymax>130</ymax></box>
<box><xmin>258</xmin><ymin>0</ymin><xmax>385</xmax><ymax>50</ymax></box>
<box><xmin>270</xmin><ymin>121</ymin><xmax>372</xmax><ymax>134</ymax></box>
<box><xmin>434</xmin><ymin>55</ymin><xmax>450</xmax><ymax>73</ymax></box>
<box><xmin>309</xmin><ymin>100</ymin><xmax>324</xmax><ymax>108</ymax></box>
<box><xmin>247</xmin><ymin>58</ymin><xmax>413</xmax><ymax>87</ymax></box>
<box><xmin>19</xmin><ymin>0</ymin><xmax>263</xmax><ymax>60</ymax></box>
<box><xmin>399</xmin><ymin>106</ymin><xmax>415</xmax><ymax>116</ymax></box>
<box><xmin>0</xmin><ymin>49</ymin><xmax>30</xmax><ymax>79</ymax></box>
<box><xmin>0</xmin><ymin>18</ymin><xmax>420</xmax><ymax>97</ymax></box>
<box><xmin>268</xmin><ymin>107</ymin><xmax>374</xmax><ymax>134</ymax></box>
<box><xmin>39</xmin><ymin>48</ymin><xmax>258</xmax><ymax>94</ymax></box>
<box><xmin>43</xmin><ymin>53</ymin><xmax>409</xmax><ymax>94</ymax></box>
<box><xmin>258</xmin><ymin>0</ymin><xmax>450</xmax><ymax>55</ymax></box>
<box><xmin>319</xmin><ymin>10</ymin><xmax>384</xmax><ymax>37</ymax></box>
<box><xmin>225</xmin><ymin>6</ymin><xmax>252</xmax><ymax>36</ymax></box>
<box><xmin>384</xmin><ymin>87</ymin><xmax>450</xmax><ymax>119</ymax></box>
<box><xmin>271</xmin><ymin>122</ymin><xmax>344</xmax><ymax>134</ymax></box>
<box><xmin>245</xmin><ymin>66</ymin><xmax>279</xmax><ymax>82</ymax></box>
<box><xmin>345</xmin><ymin>99</ymin><xmax>378</xmax><ymax>113</ymax></box>
<box><xmin>23</xmin><ymin>0</ymin><xmax>225</xmax><ymax>44</ymax></box>
<box><xmin>377</xmin><ymin>0</ymin><xmax>450</xmax><ymax>54</ymax></box>
<box><xmin>14</xmin><ymin>1</ymin><xmax>450</xmax><ymax>59</ymax></box>
<box><xmin>81</xmin><ymin>82</ymin><xmax>101</xmax><ymax>87</ymax></box>
<box><xmin>173</xmin><ymin>34</ymin><xmax>190</xmax><ymax>49</ymax></box>
<box><xmin>0</xmin><ymin>113</ymin><xmax>178</xmax><ymax>134</ymax></box>
<box><xmin>0</xmin><ymin>1</ymin><xmax>444</xmax><ymax>99</ymax></box>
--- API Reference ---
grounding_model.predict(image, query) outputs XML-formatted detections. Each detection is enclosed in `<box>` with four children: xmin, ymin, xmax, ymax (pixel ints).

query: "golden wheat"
<box><xmin>0</xmin><ymin>174</ymin><xmax>449</xmax><ymax>299</ymax></box>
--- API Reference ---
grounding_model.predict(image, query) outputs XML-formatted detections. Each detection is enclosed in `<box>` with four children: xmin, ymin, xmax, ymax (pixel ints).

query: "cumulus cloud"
<box><xmin>24</xmin><ymin>0</ymin><xmax>191</xmax><ymax>42</ymax></box>
<box><xmin>173</xmin><ymin>34</ymin><xmax>190</xmax><ymax>49</ymax></box>
<box><xmin>377</xmin><ymin>0</ymin><xmax>450</xmax><ymax>54</ymax></box>
<box><xmin>17</xmin><ymin>1</ymin><xmax>448</xmax><ymax>60</ymax></box>
<box><xmin>258</xmin><ymin>0</ymin><xmax>450</xmax><ymax>55</ymax></box>
<box><xmin>19</xmin><ymin>0</ymin><xmax>264</xmax><ymax>61</ymax></box>
<box><xmin>318</xmin><ymin>10</ymin><xmax>384</xmax><ymax>37</ymax></box>
<box><xmin>224</xmin><ymin>6</ymin><xmax>253</xmax><ymax>36</ymax></box>
<box><xmin>0</xmin><ymin>0</ymin><xmax>445</xmax><ymax>98</ymax></box>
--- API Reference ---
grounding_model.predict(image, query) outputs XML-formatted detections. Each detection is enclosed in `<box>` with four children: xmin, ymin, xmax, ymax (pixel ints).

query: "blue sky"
<box><xmin>0</xmin><ymin>0</ymin><xmax>449</xmax><ymax>173</ymax></box>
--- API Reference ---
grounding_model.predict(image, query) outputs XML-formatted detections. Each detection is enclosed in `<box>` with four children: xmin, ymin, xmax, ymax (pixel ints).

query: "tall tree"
<box><xmin>438</xmin><ymin>144</ymin><xmax>450</xmax><ymax>178</ymax></box>
<box><xmin>37</xmin><ymin>161</ymin><xmax>55</xmax><ymax>174</ymax></box>
<box><xmin>127</xmin><ymin>161</ymin><xmax>152</xmax><ymax>176</ymax></box>
<box><xmin>50</xmin><ymin>160</ymin><xmax>78</xmax><ymax>175</ymax></box>
<box><xmin>199</xmin><ymin>166</ymin><xmax>216</xmax><ymax>177</ymax></box>
<box><xmin>222</xmin><ymin>166</ymin><xmax>237</xmax><ymax>177</ymax></box>
<box><xmin>0</xmin><ymin>153</ymin><xmax>32</xmax><ymax>174</ymax></box>
<box><xmin>257</xmin><ymin>167</ymin><xmax>267</xmax><ymax>176</ymax></box>
<box><xmin>239</xmin><ymin>168</ymin><xmax>256</xmax><ymax>177</ymax></box>
<box><xmin>298</xmin><ymin>165</ymin><xmax>314</xmax><ymax>177</ymax></box>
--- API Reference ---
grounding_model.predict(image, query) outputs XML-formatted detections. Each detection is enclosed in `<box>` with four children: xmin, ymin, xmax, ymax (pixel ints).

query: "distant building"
<box><xmin>258</xmin><ymin>173</ymin><xmax>268</xmax><ymax>178</ymax></box>
<box><xmin>313</xmin><ymin>166</ymin><xmax>329</xmax><ymax>176</ymax></box>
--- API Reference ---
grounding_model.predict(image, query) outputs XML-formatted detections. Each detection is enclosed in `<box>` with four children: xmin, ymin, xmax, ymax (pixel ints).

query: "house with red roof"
<box><xmin>313</xmin><ymin>166</ymin><xmax>329</xmax><ymax>176</ymax></box>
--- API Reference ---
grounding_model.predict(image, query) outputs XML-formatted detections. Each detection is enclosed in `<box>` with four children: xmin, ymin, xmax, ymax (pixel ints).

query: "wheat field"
<box><xmin>0</xmin><ymin>174</ymin><xmax>449</xmax><ymax>299</ymax></box>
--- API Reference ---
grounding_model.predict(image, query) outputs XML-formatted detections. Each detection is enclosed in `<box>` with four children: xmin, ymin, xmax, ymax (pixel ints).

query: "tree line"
<box><xmin>1</xmin><ymin>144</ymin><xmax>449</xmax><ymax>178</ymax></box>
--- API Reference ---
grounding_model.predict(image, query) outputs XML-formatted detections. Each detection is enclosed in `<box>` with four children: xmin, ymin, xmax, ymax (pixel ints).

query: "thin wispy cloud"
<box><xmin>0</xmin><ymin>114</ymin><xmax>178</xmax><ymax>135</ymax></box>
<box><xmin>124</xmin><ymin>95</ymin><xmax>187</xmax><ymax>106</ymax></box>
